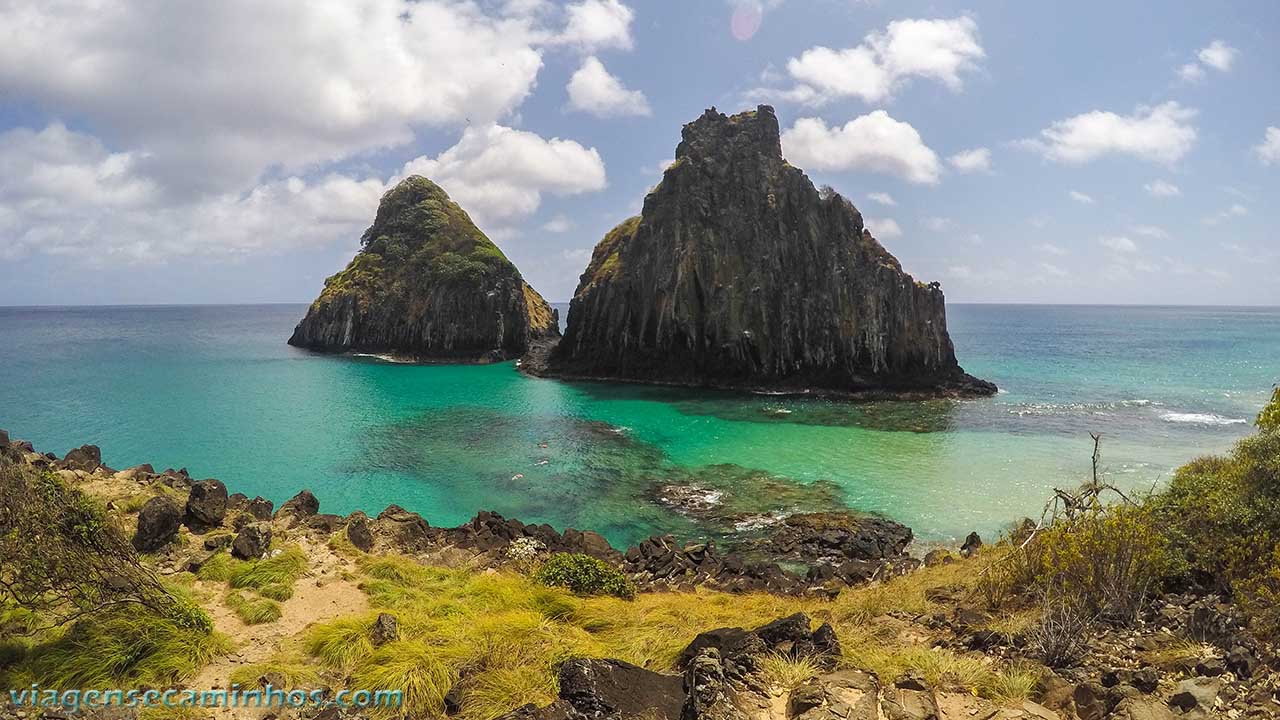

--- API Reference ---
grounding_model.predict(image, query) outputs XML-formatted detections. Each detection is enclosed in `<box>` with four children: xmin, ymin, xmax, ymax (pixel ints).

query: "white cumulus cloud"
<box><xmin>1177</xmin><ymin>63</ymin><xmax>1206</xmax><ymax>83</ymax></box>
<box><xmin>1177</xmin><ymin>40</ymin><xmax>1237</xmax><ymax>82</ymax></box>
<box><xmin>401</xmin><ymin>124</ymin><xmax>608</xmax><ymax>230</ymax></box>
<box><xmin>1099</xmin><ymin>236</ymin><xmax>1138</xmax><ymax>253</ymax></box>
<box><xmin>1020</xmin><ymin>102</ymin><xmax>1198</xmax><ymax>166</ymax></box>
<box><xmin>867</xmin><ymin>192</ymin><xmax>897</xmax><ymax>206</ymax></box>
<box><xmin>1198</xmin><ymin>40</ymin><xmax>1238</xmax><ymax>72</ymax></box>
<box><xmin>0</xmin><ymin>118</ymin><xmax>610</xmax><ymax>265</ymax></box>
<box><xmin>774</xmin><ymin>17</ymin><xmax>984</xmax><ymax>105</ymax></box>
<box><xmin>0</xmin><ymin>0</ymin><xmax>556</xmax><ymax>196</ymax></box>
<box><xmin>1132</xmin><ymin>225</ymin><xmax>1170</xmax><ymax>240</ymax></box>
<box><xmin>1203</xmin><ymin>204</ymin><xmax>1249</xmax><ymax>226</ymax></box>
<box><xmin>1256</xmin><ymin>127</ymin><xmax>1280</xmax><ymax>165</ymax></box>
<box><xmin>566</xmin><ymin>57</ymin><xmax>651</xmax><ymax>117</ymax></box>
<box><xmin>0</xmin><ymin>124</ymin><xmax>387</xmax><ymax>263</ymax></box>
<box><xmin>781</xmin><ymin>112</ymin><xmax>942</xmax><ymax>184</ymax></box>
<box><xmin>554</xmin><ymin>0</ymin><xmax>635</xmax><ymax>51</ymax></box>
<box><xmin>1069</xmin><ymin>190</ymin><xmax>1095</xmax><ymax>204</ymax></box>
<box><xmin>1144</xmin><ymin>180</ymin><xmax>1181</xmax><ymax>197</ymax></box>
<box><xmin>864</xmin><ymin>218</ymin><xmax>903</xmax><ymax>239</ymax></box>
<box><xmin>1038</xmin><ymin>262</ymin><xmax>1068</xmax><ymax>278</ymax></box>
<box><xmin>948</xmin><ymin>147</ymin><xmax>991</xmax><ymax>173</ymax></box>
<box><xmin>542</xmin><ymin>215</ymin><xmax>575</xmax><ymax>233</ymax></box>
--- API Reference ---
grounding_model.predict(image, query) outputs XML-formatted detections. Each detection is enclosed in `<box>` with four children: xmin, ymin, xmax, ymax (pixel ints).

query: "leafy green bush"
<box><xmin>1146</xmin><ymin>390</ymin><xmax>1280</xmax><ymax>636</ymax></box>
<box><xmin>1258</xmin><ymin>386</ymin><xmax>1280</xmax><ymax>433</ymax></box>
<box><xmin>992</xmin><ymin>503</ymin><xmax>1171</xmax><ymax>624</ymax></box>
<box><xmin>533</xmin><ymin>554</ymin><xmax>635</xmax><ymax>600</ymax></box>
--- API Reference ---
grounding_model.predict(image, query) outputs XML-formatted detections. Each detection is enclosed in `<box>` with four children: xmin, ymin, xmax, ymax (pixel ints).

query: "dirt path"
<box><xmin>191</xmin><ymin>538</ymin><xmax>369</xmax><ymax>719</ymax></box>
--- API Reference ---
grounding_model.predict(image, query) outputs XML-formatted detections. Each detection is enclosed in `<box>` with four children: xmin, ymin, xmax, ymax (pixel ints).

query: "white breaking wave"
<box><xmin>350</xmin><ymin>352</ymin><xmax>413</xmax><ymax>364</ymax></box>
<box><xmin>1160</xmin><ymin>412</ymin><xmax>1248</xmax><ymax>426</ymax></box>
<box><xmin>1011</xmin><ymin>399</ymin><xmax>1157</xmax><ymax>416</ymax></box>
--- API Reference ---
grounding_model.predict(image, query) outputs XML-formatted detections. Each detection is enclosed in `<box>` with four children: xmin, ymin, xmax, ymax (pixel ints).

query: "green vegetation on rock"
<box><xmin>534</xmin><ymin>552</ymin><xmax>637</xmax><ymax>599</ymax></box>
<box><xmin>289</xmin><ymin>175</ymin><xmax>558</xmax><ymax>358</ymax></box>
<box><xmin>985</xmin><ymin>387</ymin><xmax>1280</xmax><ymax>649</ymax></box>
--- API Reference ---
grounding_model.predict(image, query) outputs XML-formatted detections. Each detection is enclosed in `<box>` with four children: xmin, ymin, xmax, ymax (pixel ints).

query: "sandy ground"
<box><xmin>190</xmin><ymin>536</ymin><xmax>369</xmax><ymax>720</ymax></box>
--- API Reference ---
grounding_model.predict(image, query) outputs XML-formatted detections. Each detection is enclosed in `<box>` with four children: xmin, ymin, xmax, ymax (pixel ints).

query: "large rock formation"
<box><xmin>543</xmin><ymin>105</ymin><xmax>993</xmax><ymax>397</ymax></box>
<box><xmin>289</xmin><ymin>176</ymin><xmax>558</xmax><ymax>361</ymax></box>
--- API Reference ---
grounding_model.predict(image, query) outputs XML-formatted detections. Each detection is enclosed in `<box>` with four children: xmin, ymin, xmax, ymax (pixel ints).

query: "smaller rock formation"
<box><xmin>246</xmin><ymin>496</ymin><xmax>274</xmax><ymax>521</ymax></box>
<box><xmin>289</xmin><ymin>176</ymin><xmax>558</xmax><ymax>361</ymax></box>
<box><xmin>682</xmin><ymin>649</ymin><xmax>742</xmax><ymax>720</ymax></box>
<box><xmin>558</xmin><ymin>659</ymin><xmax>685</xmax><ymax>720</ymax></box>
<box><xmin>277</xmin><ymin>489</ymin><xmax>320</xmax><ymax>519</ymax></box>
<box><xmin>346</xmin><ymin>510</ymin><xmax>375</xmax><ymax>552</ymax></box>
<box><xmin>184</xmin><ymin>479</ymin><xmax>228</xmax><ymax>531</ymax></box>
<box><xmin>370</xmin><ymin>612</ymin><xmax>399</xmax><ymax>647</ymax></box>
<box><xmin>132</xmin><ymin>496</ymin><xmax>182</xmax><ymax>552</ymax></box>
<box><xmin>231</xmin><ymin>522</ymin><xmax>272</xmax><ymax>560</ymax></box>
<box><xmin>60</xmin><ymin>444</ymin><xmax>102</xmax><ymax>472</ymax></box>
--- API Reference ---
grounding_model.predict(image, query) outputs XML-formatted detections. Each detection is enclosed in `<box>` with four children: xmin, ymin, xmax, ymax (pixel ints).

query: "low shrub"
<box><xmin>533</xmin><ymin>553</ymin><xmax>636</xmax><ymax>599</ymax></box>
<box><xmin>1258</xmin><ymin>386</ymin><xmax>1280</xmax><ymax>434</ymax></box>
<box><xmin>1026</xmin><ymin>596</ymin><xmax>1092</xmax><ymax>668</ymax></box>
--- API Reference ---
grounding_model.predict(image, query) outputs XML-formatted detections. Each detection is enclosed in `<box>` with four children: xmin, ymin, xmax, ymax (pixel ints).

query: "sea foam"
<box><xmin>1160</xmin><ymin>412</ymin><xmax>1248</xmax><ymax>426</ymax></box>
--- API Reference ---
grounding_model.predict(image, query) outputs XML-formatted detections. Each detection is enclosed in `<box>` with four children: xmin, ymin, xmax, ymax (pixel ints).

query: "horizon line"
<box><xmin>3</xmin><ymin>301</ymin><xmax>1280</xmax><ymax>310</ymax></box>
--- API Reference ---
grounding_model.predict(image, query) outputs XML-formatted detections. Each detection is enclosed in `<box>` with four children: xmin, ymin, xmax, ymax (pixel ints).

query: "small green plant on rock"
<box><xmin>533</xmin><ymin>553</ymin><xmax>636</xmax><ymax>599</ymax></box>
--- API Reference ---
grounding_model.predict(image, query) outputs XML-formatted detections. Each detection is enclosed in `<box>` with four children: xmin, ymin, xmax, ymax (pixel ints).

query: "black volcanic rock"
<box><xmin>289</xmin><ymin>176</ymin><xmax>558</xmax><ymax>361</ymax></box>
<box><xmin>543</xmin><ymin>105</ymin><xmax>993</xmax><ymax>396</ymax></box>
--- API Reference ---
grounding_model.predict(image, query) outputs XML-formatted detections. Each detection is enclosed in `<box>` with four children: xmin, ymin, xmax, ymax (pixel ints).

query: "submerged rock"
<box><xmin>289</xmin><ymin>176</ymin><xmax>558</xmax><ymax>360</ymax></box>
<box><xmin>543</xmin><ymin>105</ymin><xmax>993</xmax><ymax>397</ymax></box>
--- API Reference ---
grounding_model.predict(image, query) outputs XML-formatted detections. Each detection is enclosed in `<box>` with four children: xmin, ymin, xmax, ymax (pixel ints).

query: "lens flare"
<box><xmin>730</xmin><ymin>3</ymin><xmax>762</xmax><ymax>41</ymax></box>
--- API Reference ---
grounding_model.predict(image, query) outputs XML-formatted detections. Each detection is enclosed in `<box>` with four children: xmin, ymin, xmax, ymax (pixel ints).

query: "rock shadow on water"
<box><xmin>566</xmin><ymin>378</ymin><xmax>960</xmax><ymax>432</ymax></box>
<box><xmin>346</xmin><ymin>405</ymin><xmax>858</xmax><ymax>547</ymax></box>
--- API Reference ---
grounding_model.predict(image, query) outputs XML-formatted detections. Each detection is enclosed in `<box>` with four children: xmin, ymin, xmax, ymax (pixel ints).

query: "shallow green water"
<box><xmin>0</xmin><ymin>304</ymin><xmax>1275</xmax><ymax>546</ymax></box>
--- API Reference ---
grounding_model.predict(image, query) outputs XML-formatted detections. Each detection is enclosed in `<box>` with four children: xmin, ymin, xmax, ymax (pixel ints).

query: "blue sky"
<box><xmin>0</xmin><ymin>0</ymin><xmax>1276</xmax><ymax>306</ymax></box>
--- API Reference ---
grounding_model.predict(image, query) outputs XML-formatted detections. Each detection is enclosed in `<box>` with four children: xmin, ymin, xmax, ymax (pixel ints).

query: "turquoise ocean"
<box><xmin>0</xmin><ymin>304</ymin><xmax>1275</xmax><ymax>547</ymax></box>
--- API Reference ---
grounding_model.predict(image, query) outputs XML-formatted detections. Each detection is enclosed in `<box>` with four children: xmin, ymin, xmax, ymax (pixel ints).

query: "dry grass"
<box><xmin>758</xmin><ymin>651</ymin><xmax>823</xmax><ymax>692</ymax></box>
<box><xmin>234</xmin><ymin>548</ymin><xmax>1034</xmax><ymax>719</ymax></box>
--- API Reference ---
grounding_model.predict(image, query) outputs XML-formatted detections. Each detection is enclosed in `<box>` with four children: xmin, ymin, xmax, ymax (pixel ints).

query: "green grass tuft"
<box><xmin>225</xmin><ymin>592</ymin><xmax>282</xmax><ymax>625</ymax></box>
<box><xmin>8</xmin><ymin>607</ymin><xmax>230</xmax><ymax>688</ymax></box>
<box><xmin>227</xmin><ymin>656</ymin><xmax>323</xmax><ymax>690</ymax></box>
<box><xmin>304</xmin><ymin>614</ymin><xmax>378</xmax><ymax>671</ymax></box>
<box><xmin>758</xmin><ymin>651</ymin><xmax>823</xmax><ymax>692</ymax></box>
<box><xmin>351</xmin><ymin>639</ymin><xmax>456</xmax><ymax>716</ymax></box>
<box><xmin>195</xmin><ymin>551</ymin><xmax>237</xmax><ymax>583</ymax></box>
<box><xmin>257</xmin><ymin>582</ymin><xmax>294</xmax><ymax>602</ymax></box>
<box><xmin>228</xmin><ymin>546</ymin><xmax>308</xmax><ymax>593</ymax></box>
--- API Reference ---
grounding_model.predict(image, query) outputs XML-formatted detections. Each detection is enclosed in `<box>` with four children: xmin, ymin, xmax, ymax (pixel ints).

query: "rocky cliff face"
<box><xmin>289</xmin><ymin>176</ymin><xmax>558</xmax><ymax>361</ymax></box>
<box><xmin>546</xmin><ymin>105</ymin><xmax>993</xmax><ymax>396</ymax></box>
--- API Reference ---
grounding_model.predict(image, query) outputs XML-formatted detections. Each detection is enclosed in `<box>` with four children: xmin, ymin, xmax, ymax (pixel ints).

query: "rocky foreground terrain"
<box><xmin>288</xmin><ymin>176</ymin><xmax>558</xmax><ymax>362</ymax></box>
<box><xmin>539</xmin><ymin>106</ymin><xmax>994</xmax><ymax>399</ymax></box>
<box><xmin>3</xmin><ymin>432</ymin><xmax>1278</xmax><ymax>720</ymax></box>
